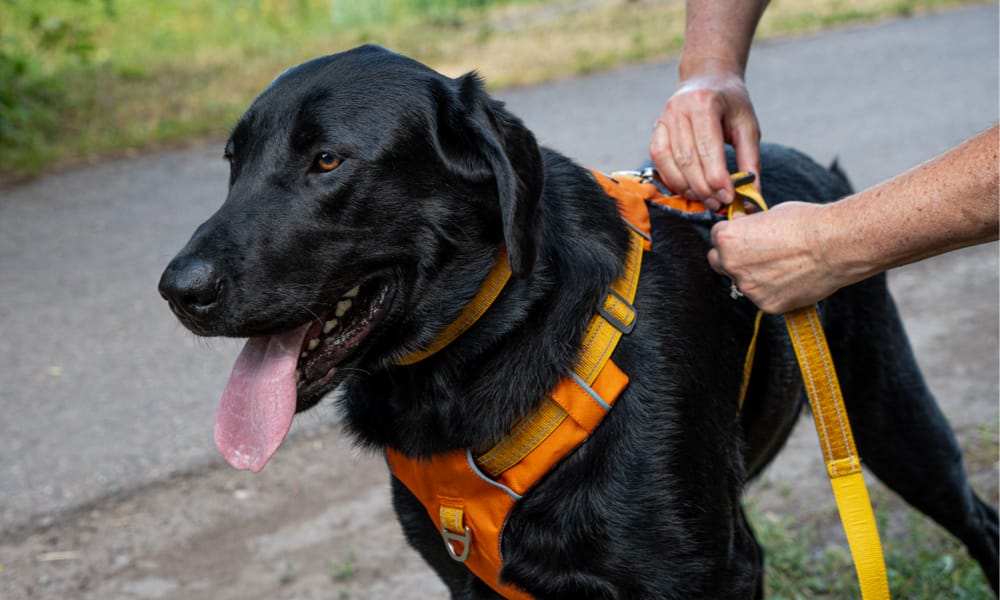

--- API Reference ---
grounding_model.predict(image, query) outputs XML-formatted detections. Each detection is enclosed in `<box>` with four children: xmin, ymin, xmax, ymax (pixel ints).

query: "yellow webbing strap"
<box><xmin>737</xmin><ymin>309</ymin><xmax>763</xmax><ymax>412</ymax></box>
<box><xmin>474</xmin><ymin>229</ymin><xmax>644</xmax><ymax>477</ymax></box>
<box><xmin>575</xmin><ymin>229</ymin><xmax>643</xmax><ymax>384</ymax></box>
<box><xmin>476</xmin><ymin>396</ymin><xmax>568</xmax><ymax>478</ymax></box>
<box><xmin>439</xmin><ymin>500</ymin><xmax>473</xmax><ymax>562</ymax></box>
<box><xmin>396</xmin><ymin>247</ymin><xmax>512</xmax><ymax>366</ymax></box>
<box><xmin>784</xmin><ymin>309</ymin><xmax>889</xmax><ymax>598</ymax></box>
<box><xmin>731</xmin><ymin>175</ymin><xmax>890</xmax><ymax>600</ymax></box>
<box><xmin>441</xmin><ymin>503</ymin><xmax>465</xmax><ymax>533</ymax></box>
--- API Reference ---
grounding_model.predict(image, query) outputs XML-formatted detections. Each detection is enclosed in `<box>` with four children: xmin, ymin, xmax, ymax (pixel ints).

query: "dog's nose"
<box><xmin>158</xmin><ymin>256</ymin><xmax>224</xmax><ymax>317</ymax></box>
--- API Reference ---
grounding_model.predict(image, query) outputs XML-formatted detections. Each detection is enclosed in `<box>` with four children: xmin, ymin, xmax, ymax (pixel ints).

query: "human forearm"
<box><xmin>679</xmin><ymin>0</ymin><xmax>769</xmax><ymax>80</ymax></box>
<box><xmin>818</xmin><ymin>124</ymin><xmax>999</xmax><ymax>284</ymax></box>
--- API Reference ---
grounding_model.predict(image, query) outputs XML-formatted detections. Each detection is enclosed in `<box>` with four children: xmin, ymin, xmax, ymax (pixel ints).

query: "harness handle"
<box><xmin>727</xmin><ymin>171</ymin><xmax>767</xmax><ymax>217</ymax></box>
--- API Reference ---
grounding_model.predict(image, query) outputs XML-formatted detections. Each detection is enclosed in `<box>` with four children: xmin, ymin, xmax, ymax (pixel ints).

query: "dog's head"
<box><xmin>158</xmin><ymin>45</ymin><xmax>544</xmax><ymax>471</ymax></box>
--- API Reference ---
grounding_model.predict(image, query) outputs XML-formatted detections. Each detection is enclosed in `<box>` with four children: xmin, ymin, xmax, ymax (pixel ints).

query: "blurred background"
<box><xmin>0</xmin><ymin>0</ymin><xmax>976</xmax><ymax>180</ymax></box>
<box><xmin>1</xmin><ymin>1</ymin><xmax>996</xmax><ymax>599</ymax></box>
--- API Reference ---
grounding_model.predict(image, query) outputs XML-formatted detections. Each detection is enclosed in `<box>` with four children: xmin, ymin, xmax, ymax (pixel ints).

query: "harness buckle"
<box><xmin>442</xmin><ymin>525</ymin><xmax>472</xmax><ymax>562</ymax></box>
<box><xmin>598</xmin><ymin>288</ymin><xmax>637</xmax><ymax>334</ymax></box>
<box><xmin>610</xmin><ymin>167</ymin><xmax>657</xmax><ymax>184</ymax></box>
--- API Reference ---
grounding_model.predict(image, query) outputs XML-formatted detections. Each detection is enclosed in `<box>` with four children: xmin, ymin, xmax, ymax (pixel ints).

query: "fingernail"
<box><xmin>714</xmin><ymin>189</ymin><xmax>732</xmax><ymax>205</ymax></box>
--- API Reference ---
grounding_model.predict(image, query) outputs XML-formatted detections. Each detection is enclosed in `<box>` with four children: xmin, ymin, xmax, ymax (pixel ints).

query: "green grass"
<box><xmin>330</xmin><ymin>550</ymin><xmax>357</xmax><ymax>582</ymax></box>
<box><xmin>0</xmin><ymin>0</ymin><xmax>985</xmax><ymax>181</ymax></box>
<box><xmin>750</xmin><ymin>501</ymin><xmax>994</xmax><ymax>599</ymax></box>
<box><xmin>752</xmin><ymin>423</ymin><xmax>997</xmax><ymax>598</ymax></box>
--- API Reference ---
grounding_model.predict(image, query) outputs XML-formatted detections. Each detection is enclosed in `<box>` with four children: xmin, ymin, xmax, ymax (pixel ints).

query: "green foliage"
<box><xmin>330</xmin><ymin>0</ymin><xmax>492</xmax><ymax>27</ymax></box>
<box><xmin>0</xmin><ymin>0</ymin><xmax>985</xmax><ymax>180</ymax></box>
<box><xmin>0</xmin><ymin>0</ymin><xmax>523</xmax><ymax>178</ymax></box>
<box><xmin>330</xmin><ymin>551</ymin><xmax>357</xmax><ymax>582</ymax></box>
<box><xmin>749</xmin><ymin>503</ymin><xmax>993</xmax><ymax>599</ymax></box>
<box><xmin>0</xmin><ymin>0</ymin><xmax>112</xmax><ymax>172</ymax></box>
<box><xmin>278</xmin><ymin>561</ymin><xmax>297</xmax><ymax>585</ymax></box>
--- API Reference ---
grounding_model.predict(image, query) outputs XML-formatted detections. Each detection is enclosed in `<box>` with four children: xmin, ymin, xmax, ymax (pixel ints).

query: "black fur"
<box><xmin>160</xmin><ymin>45</ymin><xmax>998</xmax><ymax>598</ymax></box>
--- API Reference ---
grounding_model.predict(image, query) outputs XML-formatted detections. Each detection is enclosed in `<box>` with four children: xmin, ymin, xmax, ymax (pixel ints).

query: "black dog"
<box><xmin>159</xmin><ymin>45</ymin><xmax>997</xmax><ymax>598</ymax></box>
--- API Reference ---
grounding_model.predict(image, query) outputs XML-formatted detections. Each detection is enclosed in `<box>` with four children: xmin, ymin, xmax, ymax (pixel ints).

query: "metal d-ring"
<box><xmin>443</xmin><ymin>525</ymin><xmax>471</xmax><ymax>562</ymax></box>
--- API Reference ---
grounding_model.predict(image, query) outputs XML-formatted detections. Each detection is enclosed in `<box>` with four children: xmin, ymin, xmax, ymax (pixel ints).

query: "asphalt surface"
<box><xmin>1</xmin><ymin>2</ymin><xmax>997</xmax><ymax>541</ymax></box>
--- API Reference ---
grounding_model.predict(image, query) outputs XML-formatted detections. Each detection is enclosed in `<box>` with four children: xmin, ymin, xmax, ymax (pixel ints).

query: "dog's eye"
<box><xmin>313</xmin><ymin>152</ymin><xmax>342</xmax><ymax>173</ymax></box>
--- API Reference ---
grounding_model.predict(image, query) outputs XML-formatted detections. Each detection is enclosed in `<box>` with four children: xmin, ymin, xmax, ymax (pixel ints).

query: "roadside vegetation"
<box><xmin>0</xmin><ymin>0</ymin><xmax>980</xmax><ymax>181</ymax></box>
<box><xmin>751</xmin><ymin>502</ymin><xmax>994</xmax><ymax>599</ymax></box>
<box><xmin>751</xmin><ymin>422</ymin><xmax>998</xmax><ymax>598</ymax></box>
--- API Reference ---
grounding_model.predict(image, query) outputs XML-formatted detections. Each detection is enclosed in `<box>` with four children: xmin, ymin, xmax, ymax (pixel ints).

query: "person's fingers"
<box><xmin>729</xmin><ymin>110</ymin><xmax>762</xmax><ymax>187</ymax></box>
<box><xmin>666</xmin><ymin>105</ymin><xmax>715</xmax><ymax>203</ymax></box>
<box><xmin>706</xmin><ymin>247</ymin><xmax>725</xmax><ymax>275</ymax></box>
<box><xmin>709</xmin><ymin>219</ymin><xmax>731</xmax><ymax>252</ymax></box>
<box><xmin>650</xmin><ymin>119</ymin><xmax>689</xmax><ymax>196</ymax></box>
<box><xmin>689</xmin><ymin>105</ymin><xmax>734</xmax><ymax>207</ymax></box>
<box><xmin>651</xmin><ymin>72</ymin><xmax>763</xmax><ymax>209</ymax></box>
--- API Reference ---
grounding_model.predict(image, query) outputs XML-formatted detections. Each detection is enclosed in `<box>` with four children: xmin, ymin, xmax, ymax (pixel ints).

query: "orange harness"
<box><xmin>389</xmin><ymin>170</ymin><xmax>889</xmax><ymax>600</ymax></box>
<box><xmin>387</xmin><ymin>170</ymin><xmax>713</xmax><ymax>598</ymax></box>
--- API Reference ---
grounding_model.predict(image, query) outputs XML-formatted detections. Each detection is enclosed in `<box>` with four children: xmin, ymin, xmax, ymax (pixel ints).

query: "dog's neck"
<box><xmin>345</xmin><ymin>150</ymin><xmax>633</xmax><ymax>457</ymax></box>
<box><xmin>393</xmin><ymin>247</ymin><xmax>513</xmax><ymax>367</ymax></box>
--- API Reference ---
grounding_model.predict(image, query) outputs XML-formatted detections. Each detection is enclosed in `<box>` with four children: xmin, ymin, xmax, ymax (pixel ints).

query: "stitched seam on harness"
<box><xmin>789</xmin><ymin>317</ymin><xmax>837</xmax><ymax>474</ymax></box>
<box><xmin>805</xmin><ymin>309</ymin><xmax>857</xmax><ymax>472</ymax></box>
<box><xmin>475</xmin><ymin>399</ymin><xmax>568</xmax><ymax>477</ymax></box>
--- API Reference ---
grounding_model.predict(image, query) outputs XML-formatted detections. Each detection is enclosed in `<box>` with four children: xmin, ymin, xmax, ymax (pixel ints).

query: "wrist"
<box><xmin>816</xmin><ymin>197</ymin><xmax>879</xmax><ymax>288</ymax></box>
<box><xmin>678</xmin><ymin>56</ymin><xmax>746</xmax><ymax>84</ymax></box>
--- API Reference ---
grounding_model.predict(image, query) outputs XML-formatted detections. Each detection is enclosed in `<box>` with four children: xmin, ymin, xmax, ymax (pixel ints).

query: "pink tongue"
<box><xmin>214</xmin><ymin>322</ymin><xmax>311</xmax><ymax>472</ymax></box>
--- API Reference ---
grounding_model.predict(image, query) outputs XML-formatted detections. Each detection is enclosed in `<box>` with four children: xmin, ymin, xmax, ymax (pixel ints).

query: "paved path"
<box><xmin>1</xmin><ymin>3</ymin><xmax>996</xmax><ymax>539</ymax></box>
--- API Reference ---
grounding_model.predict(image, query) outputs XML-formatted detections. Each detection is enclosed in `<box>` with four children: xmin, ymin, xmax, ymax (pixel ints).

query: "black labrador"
<box><xmin>159</xmin><ymin>45</ymin><xmax>997</xmax><ymax>598</ymax></box>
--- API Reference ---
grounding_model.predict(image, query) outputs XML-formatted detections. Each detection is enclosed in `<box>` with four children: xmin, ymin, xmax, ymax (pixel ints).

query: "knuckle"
<box><xmin>649</xmin><ymin>140</ymin><xmax>670</xmax><ymax>161</ymax></box>
<box><xmin>673</xmin><ymin>148</ymin><xmax>695</xmax><ymax>168</ymax></box>
<box><xmin>688</xmin><ymin>87</ymin><xmax>719</xmax><ymax>106</ymax></box>
<box><xmin>694</xmin><ymin>140</ymin><xmax>715</xmax><ymax>160</ymax></box>
<box><xmin>705</xmin><ymin>169</ymin><xmax>730</xmax><ymax>190</ymax></box>
<box><xmin>664</xmin><ymin>174</ymin><xmax>687</xmax><ymax>194</ymax></box>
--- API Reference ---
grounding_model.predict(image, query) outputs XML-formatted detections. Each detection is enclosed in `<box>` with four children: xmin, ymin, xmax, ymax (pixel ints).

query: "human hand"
<box><xmin>707</xmin><ymin>202</ymin><xmax>843</xmax><ymax>313</ymax></box>
<box><xmin>650</xmin><ymin>63</ymin><xmax>761</xmax><ymax>211</ymax></box>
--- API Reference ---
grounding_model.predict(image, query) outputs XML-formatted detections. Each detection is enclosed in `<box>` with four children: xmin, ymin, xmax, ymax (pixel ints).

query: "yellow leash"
<box><xmin>729</xmin><ymin>174</ymin><xmax>891</xmax><ymax>599</ymax></box>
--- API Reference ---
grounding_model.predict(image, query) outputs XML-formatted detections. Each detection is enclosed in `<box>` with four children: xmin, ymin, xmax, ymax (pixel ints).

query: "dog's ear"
<box><xmin>430</xmin><ymin>73</ymin><xmax>544</xmax><ymax>277</ymax></box>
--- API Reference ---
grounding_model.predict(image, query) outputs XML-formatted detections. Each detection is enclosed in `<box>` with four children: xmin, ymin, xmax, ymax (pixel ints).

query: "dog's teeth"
<box><xmin>307</xmin><ymin>338</ymin><xmax>320</xmax><ymax>351</ymax></box>
<box><xmin>295</xmin><ymin>370</ymin><xmax>302</xmax><ymax>383</ymax></box>
<box><xmin>323</xmin><ymin>319</ymin><xmax>338</xmax><ymax>334</ymax></box>
<box><xmin>344</xmin><ymin>286</ymin><xmax>360</xmax><ymax>298</ymax></box>
<box><xmin>300</xmin><ymin>352</ymin><xmax>309</xmax><ymax>359</ymax></box>
<box><xmin>335</xmin><ymin>299</ymin><xmax>352</xmax><ymax>317</ymax></box>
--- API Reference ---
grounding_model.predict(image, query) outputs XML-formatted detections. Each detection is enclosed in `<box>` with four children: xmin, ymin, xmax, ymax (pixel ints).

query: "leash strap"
<box><xmin>730</xmin><ymin>175</ymin><xmax>891</xmax><ymax>600</ymax></box>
